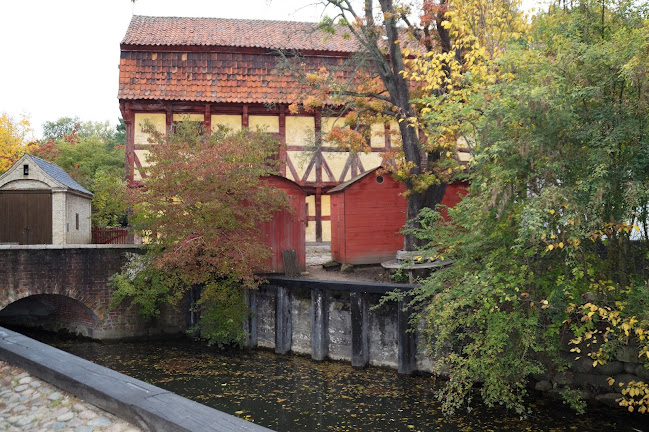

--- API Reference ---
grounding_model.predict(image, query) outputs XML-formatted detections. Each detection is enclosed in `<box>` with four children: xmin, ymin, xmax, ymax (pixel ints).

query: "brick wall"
<box><xmin>0</xmin><ymin>245</ymin><xmax>185</xmax><ymax>339</ymax></box>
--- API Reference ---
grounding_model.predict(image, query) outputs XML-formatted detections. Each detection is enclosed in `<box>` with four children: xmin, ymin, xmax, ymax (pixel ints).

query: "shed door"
<box><xmin>0</xmin><ymin>191</ymin><xmax>52</xmax><ymax>244</ymax></box>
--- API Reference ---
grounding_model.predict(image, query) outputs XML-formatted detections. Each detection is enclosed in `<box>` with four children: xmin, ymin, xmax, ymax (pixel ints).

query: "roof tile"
<box><xmin>118</xmin><ymin>49</ymin><xmax>357</xmax><ymax>104</ymax></box>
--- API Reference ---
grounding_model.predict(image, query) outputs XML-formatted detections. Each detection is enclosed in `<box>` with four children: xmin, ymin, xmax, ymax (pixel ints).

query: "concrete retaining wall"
<box><xmin>248</xmin><ymin>277</ymin><xmax>430</xmax><ymax>374</ymax></box>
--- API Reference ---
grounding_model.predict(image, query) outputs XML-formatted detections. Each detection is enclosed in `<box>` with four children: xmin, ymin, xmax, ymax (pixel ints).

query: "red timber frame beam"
<box><xmin>121</xmin><ymin>102</ymin><xmax>135</xmax><ymax>183</ymax></box>
<box><xmin>279</xmin><ymin>105</ymin><xmax>287</xmax><ymax>177</ymax></box>
<box><xmin>204</xmin><ymin>104</ymin><xmax>211</xmax><ymax>136</ymax></box>
<box><xmin>314</xmin><ymin>110</ymin><xmax>323</xmax><ymax>242</ymax></box>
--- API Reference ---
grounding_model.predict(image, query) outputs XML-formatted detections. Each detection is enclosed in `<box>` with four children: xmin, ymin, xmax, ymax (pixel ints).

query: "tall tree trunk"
<box><xmin>377</xmin><ymin>0</ymin><xmax>448</xmax><ymax>251</ymax></box>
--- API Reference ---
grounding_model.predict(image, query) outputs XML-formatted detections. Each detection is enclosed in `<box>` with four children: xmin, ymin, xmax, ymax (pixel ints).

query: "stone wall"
<box><xmin>65</xmin><ymin>193</ymin><xmax>92</xmax><ymax>244</ymax></box>
<box><xmin>533</xmin><ymin>345</ymin><xmax>649</xmax><ymax>407</ymax></box>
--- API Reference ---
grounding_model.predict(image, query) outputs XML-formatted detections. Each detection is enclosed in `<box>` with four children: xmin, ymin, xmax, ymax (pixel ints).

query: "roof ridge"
<box><xmin>121</xmin><ymin>15</ymin><xmax>359</xmax><ymax>53</ymax></box>
<box><xmin>132</xmin><ymin>15</ymin><xmax>323</xmax><ymax>25</ymax></box>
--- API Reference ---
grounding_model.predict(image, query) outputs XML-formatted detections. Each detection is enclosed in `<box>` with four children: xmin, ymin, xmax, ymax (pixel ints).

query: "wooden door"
<box><xmin>0</xmin><ymin>191</ymin><xmax>52</xmax><ymax>244</ymax></box>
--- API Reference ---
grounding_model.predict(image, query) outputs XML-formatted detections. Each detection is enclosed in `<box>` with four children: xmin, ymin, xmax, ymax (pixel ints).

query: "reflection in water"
<box><xmin>36</xmin><ymin>338</ymin><xmax>645</xmax><ymax>432</ymax></box>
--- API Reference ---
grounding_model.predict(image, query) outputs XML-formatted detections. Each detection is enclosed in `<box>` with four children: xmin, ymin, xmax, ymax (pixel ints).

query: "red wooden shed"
<box><xmin>259</xmin><ymin>175</ymin><xmax>307</xmax><ymax>273</ymax></box>
<box><xmin>329</xmin><ymin>168</ymin><xmax>468</xmax><ymax>265</ymax></box>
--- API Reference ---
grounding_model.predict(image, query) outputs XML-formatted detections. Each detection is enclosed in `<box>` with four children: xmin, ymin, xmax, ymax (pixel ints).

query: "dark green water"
<box><xmin>31</xmin><ymin>337</ymin><xmax>644</xmax><ymax>432</ymax></box>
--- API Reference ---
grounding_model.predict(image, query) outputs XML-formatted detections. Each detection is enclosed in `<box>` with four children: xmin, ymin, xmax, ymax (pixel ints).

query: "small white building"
<box><xmin>0</xmin><ymin>154</ymin><xmax>93</xmax><ymax>245</ymax></box>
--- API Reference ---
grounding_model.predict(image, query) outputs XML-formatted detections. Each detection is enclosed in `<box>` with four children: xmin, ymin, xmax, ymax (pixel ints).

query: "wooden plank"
<box><xmin>26</xmin><ymin>192</ymin><xmax>52</xmax><ymax>244</ymax></box>
<box><xmin>282</xmin><ymin>249</ymin><xmax>300</xmax><ymax>278</ymax></box>
<box><xmin>315</xmin><ymin>188</ymin><xmax>322</xmax><ymax>242</ymax></box>
<box><xmin>0</xmin><ymin>193</ymin><xmax>22</xmax><ymax>244</ymax></box>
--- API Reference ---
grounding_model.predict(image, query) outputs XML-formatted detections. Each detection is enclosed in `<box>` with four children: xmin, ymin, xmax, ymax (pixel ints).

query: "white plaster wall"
<box><xmin>321</xmin><ymin>220</ymin><xmax>331</xmax><ymax>242</ymax></box>
<box><xmin>286</xmin><ymin>116</ymin><xmax>314</xmax><ymax>147</ymax></box>
<box><xmin>320</xmin><ymin>117</ymin><xmax>338</xmax><ymax>148</ymax></box>
<box><xmin>52</xmin><ymin>191</ymin><xmax>67</xmax><ymax>245</ymax></box>
<box><xmin>322</xmin><ymin>152</ymin><xmax>350</xmax><ymax>183</ymax></box>
<box><xmin>249</xmin><ymin>115</ymin><xmax>279</xmax><ymax>133</ymax></box>
<box><xmin>134</xmin><ymin>113</ymin><xmax>166</xmax><ymax>146</ymax></box>
<box><xmin>172</xmin><ymin>113</ymin><xmax>204</xmax><ymax>122</ymax></box>
<box><xmin>212</xmin><ymin>115</ymin><xmax>241</xmax><ymax>132</ymax></box>
<box><xmin>285</xmin><ymin>117</ymin><xmax>317</xmax><ymax>183</ymax></box>
<box><xmin>371</xmin><ymin>123</ymin><xmax>386</xmax><ymax>148</ymax></box>
<box><xmin>358</xmin><ymin>153</ymin><xmax>383</xmax><ymax>171</ymax></box>
<box><xmin>65</xmin><ymin>193</ymin><xmax>92</xmax><ymax>244</ymax></box>
<box><xmin>133</xmin><ymin>149</ymin><xmax>150</xmax><ymax>181</ymax></box>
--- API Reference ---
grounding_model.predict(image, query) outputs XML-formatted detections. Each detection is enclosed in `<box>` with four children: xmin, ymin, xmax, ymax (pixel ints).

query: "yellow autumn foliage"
<box><xmin>0</xmin><ymin>113</ymin><xmax>37</xmax><ymax>173</ymax></box>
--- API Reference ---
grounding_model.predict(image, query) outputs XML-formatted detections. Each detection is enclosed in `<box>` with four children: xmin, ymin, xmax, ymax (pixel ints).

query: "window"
<box><xmin>75</xmin><ymin>213</ymin><xmax>79</xmax><ymax>230</ymax></box>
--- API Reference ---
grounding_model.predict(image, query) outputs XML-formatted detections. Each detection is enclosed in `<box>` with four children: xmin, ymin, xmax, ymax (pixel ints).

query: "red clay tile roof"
<box><xmin>122</xmin><ymin>16</ymin><xmax>360</xmax><ymax>53</ymax></box>
<box><xmin>118</xmin><ymin>51</ymin><xmax>356</xmax><ymax>103</ymax></box>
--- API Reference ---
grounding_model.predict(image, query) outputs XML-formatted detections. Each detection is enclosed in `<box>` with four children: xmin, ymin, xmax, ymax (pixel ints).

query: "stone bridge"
<box><xmin>0</xmin><ymin>245</ymin><xmax>182</xmax><ymax>339</ymax></box>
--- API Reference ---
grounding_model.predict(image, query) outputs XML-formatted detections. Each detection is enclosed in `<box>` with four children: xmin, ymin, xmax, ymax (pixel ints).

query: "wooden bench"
<box><xmin>381</xmin><ymin>259</ymin><xmax>453</xmax><ymax>283</ymax></box>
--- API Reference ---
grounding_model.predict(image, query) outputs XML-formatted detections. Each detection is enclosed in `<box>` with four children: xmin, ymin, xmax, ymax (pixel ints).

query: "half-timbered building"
<box><xmin>118</xmin><ymin>16</ymin><xmax>401</xmax><ymax>243</ymax></box>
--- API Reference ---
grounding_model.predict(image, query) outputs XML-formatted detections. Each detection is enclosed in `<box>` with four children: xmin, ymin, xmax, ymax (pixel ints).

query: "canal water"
<box><xmin>18</xmin><ymin>335</ymin><xmax>639</xmax><ymax>432</ymax></box>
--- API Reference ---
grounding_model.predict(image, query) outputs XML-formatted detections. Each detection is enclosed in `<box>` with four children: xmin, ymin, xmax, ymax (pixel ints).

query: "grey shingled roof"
<box><xmin>30</xmin><ymin>155</ymin><xmax>93</xmax><ymax>196</ymax></box>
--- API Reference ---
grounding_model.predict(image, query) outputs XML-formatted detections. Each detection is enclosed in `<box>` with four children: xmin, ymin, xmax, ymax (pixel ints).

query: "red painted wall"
<box><xmin>330</xmin><ymin>172</ymin><xmax>407</xmax><ymax>265</ymax></box>
<box><xmin>330</xmin><ymin>174</ymin><xmax>469</xmax><ymax>265</ymax></box>
<box><xmin>259</xmin><ymin>176</ymin><xmax>307</xmax><ymax>273</ymax></box>
<box><xmin>439</xmin><ymin>182</ymin><xmax>469</xmax><ymax>221</ymax></box>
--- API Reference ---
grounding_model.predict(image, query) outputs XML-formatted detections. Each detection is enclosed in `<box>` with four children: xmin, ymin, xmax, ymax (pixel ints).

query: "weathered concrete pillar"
<box><xmin>311</xmin><ymin>288</ymin><xmax>328</xmax><ymax>361</ymax></box>
<box><xmin>244</xmin><ymin>288</ymin><xmax>258</xmax><ymax>348</ymax></box>
<box><xmin>350</xmin><ymin>291</ymin><xmax>369</xmax><ymax>368</ymax></box>
<box><xmin>275</xmin><ymin>285</ymin><xmax>292</xmax><ymax>354</ymax></box>
<box><xmin>397</xmin><ymin>298</ymin><xmax>417</xmax><ymax>375</ymax></box>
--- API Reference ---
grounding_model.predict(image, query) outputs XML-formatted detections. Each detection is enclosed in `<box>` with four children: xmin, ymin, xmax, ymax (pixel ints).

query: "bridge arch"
<box><xmin>0</xmin><ymin>245</ymin><xmax>181</xmax><ymax>339</ymax></box>
<box><xmin>0</xmin><ymin>293</ymin><xmax>99</xmax><ymax>337</ymax></box>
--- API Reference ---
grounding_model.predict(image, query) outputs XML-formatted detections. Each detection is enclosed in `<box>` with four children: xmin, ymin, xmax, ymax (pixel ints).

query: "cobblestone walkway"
<box><xmin>0</xmin><ymin>360</ymin><xmax>142</xmax><ymax>432</ymax></box>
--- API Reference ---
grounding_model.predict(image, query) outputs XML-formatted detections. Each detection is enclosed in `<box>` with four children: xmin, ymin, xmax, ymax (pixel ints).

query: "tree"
<box><xmin>287</xmin><ymin>0</ymin><xmax>525</xmax><ymax>249</ymax></box>
<box><xmin>0</xmin><ymin>113</ymin><xmax>37</xmax><ymax>173</ymax></box>
<box><xmin>111</xmin><ymin>121</ymin><xmax>289</xmax><ymax>346</ymax></box>
<box><xmin>42</xmin><ymin>117</ymin><xmax>122</xmax><ymax>145</ymax></box>
<box><xmin>33</xmin><ymin>118</ymin><xmax>127</xmax><ymax>227</ymax></box>
<box><xmin>42</xmin><ymin>117</ymin><xmax>81</xmax><ymax>141</ymax></box>
<box><xmin>398</xmin><ymin>0</ymin><xmax>649</xmax><ymax>414</ymax></box>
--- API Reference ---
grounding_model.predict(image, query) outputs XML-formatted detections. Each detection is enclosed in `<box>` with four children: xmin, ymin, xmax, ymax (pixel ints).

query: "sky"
<box><xmin>0</xmin><ymin>0</ymin><xmax>327</xmax><ymax>139</ymax></box>
<box><xmin>0</xmin><ymin>0</ymin><xmax>540</xmax><ymax>140</ymax></box>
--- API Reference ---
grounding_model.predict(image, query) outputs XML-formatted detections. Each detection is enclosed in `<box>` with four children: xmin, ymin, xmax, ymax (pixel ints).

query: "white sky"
<box><xmin>0</xmin><ymin>0</ymin><xmax>540</xmax><ymax>140</ymax></box>
<box><xmin>0</xmin><ymin>0</ymin><xmax>327</xmax><ymax>139</ymax></box>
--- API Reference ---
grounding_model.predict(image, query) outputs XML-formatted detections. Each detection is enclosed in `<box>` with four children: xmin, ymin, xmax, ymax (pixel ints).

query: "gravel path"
<box><xmin>0</xmin><ymin>360</ymin><xmax>142</xmax><ymax>432</ymax></box>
